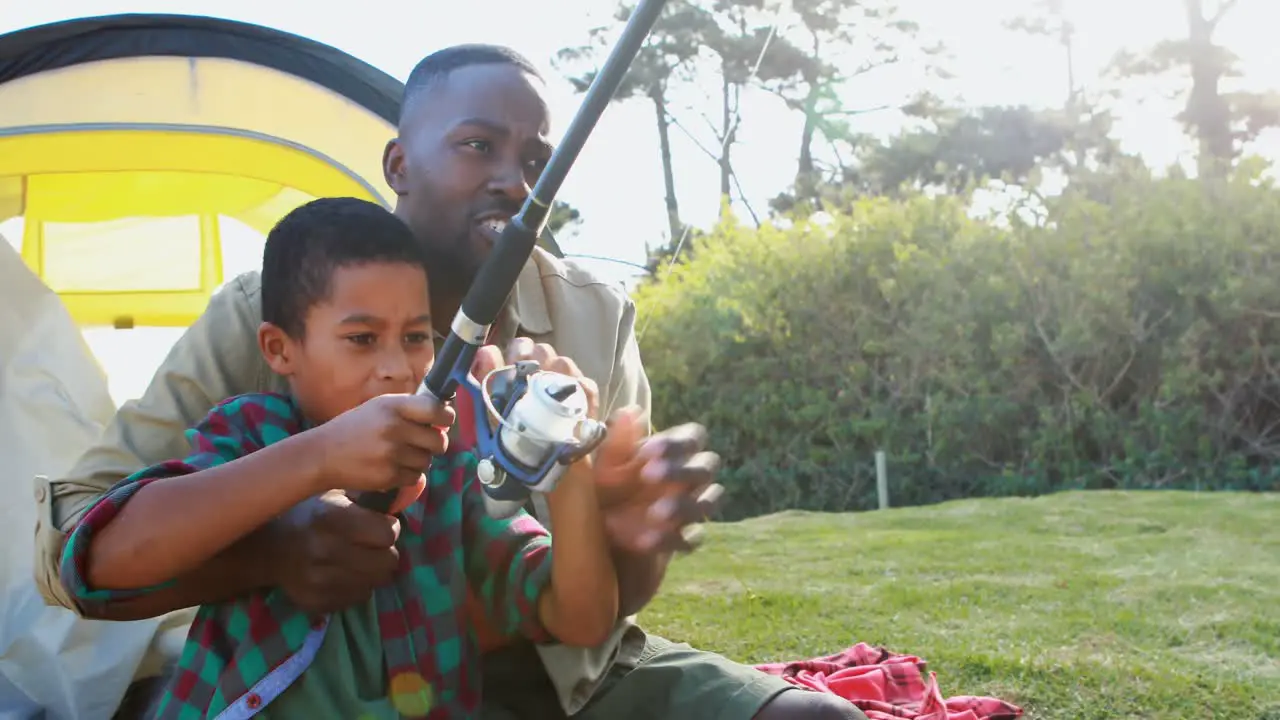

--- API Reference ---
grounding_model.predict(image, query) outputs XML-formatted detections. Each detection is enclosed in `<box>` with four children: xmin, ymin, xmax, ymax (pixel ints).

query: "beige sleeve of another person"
<box><xmin>32</xmin><ymin>272</ymin><xmax>279</xmax><ymax>612</ymax></box>
<box><xmin>606</xmin><ymin>296</ymin><xmax>653</xmax><ymax>434</ymax></box>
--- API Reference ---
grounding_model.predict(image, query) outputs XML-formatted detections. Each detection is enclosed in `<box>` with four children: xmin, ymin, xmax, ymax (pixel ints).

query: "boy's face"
<box><xmin>260</xmin><ymin>261</ymin><xmax>434</xmax><ymax>424</ymax></box>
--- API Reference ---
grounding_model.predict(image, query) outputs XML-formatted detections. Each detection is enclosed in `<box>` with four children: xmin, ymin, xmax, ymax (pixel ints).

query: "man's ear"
<box><xmin>258</xmin><ymin>321</ymin><xmax>296</xmax><ymax>376</ymax></box>
<box><xmin>383</xmin><ymin>137</ymin><xmax>408</xmax><ymax>196</ymax></box>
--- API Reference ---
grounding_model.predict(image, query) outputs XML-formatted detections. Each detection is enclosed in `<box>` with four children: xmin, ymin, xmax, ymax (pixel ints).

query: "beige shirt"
<box><xmin>32</xmin><ymin>248</ymin><xmax>653</xmax><ymax>715</ymax></box>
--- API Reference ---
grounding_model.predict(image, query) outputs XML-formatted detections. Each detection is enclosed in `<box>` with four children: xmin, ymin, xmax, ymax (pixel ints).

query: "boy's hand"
<box><xmin>310</xmin><ymin>393</ymin><xmax>455</xmax><ymax>511</ymax></box>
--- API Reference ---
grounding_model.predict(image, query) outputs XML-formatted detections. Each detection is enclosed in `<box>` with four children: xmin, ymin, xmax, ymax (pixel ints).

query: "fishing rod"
<box><xmin>359</xmin><ymin>0</ymin><xmax>670</xmax><ymax>516</ymax></box>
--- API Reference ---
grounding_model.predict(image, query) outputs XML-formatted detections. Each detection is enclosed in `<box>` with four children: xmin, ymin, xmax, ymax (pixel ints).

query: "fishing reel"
<box><xmin>461</xmin><ymin>359</ymin><xmax>608</xmax><ymax>518</ymax></box>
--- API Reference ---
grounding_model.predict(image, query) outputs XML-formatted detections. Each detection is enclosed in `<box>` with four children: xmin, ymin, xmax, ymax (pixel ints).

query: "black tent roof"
<box><xmin>0</xmin><ymin>13</ymin><xmax>403</xmax><ymax>124</ymax></box>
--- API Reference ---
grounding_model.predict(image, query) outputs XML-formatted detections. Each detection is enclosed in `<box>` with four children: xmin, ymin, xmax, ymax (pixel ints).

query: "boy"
<box><xmin>57</xmin><ymin>197</ymin><xmax>629</xmax><ymax>719</ymax></box>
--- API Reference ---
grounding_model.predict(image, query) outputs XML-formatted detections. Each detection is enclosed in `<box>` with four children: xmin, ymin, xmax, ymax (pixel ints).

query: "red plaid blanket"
<box><xmin>755</xmin><ymin>643</ymin><xmax>1023</xmax><ymax>720</ymax></box>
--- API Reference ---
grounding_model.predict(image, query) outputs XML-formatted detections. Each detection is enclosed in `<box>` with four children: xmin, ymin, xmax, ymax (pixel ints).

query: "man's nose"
<box><xmin>488</xmin><ymin>157</ymin><xmax>531</xmax><ymax>203</ymax></box>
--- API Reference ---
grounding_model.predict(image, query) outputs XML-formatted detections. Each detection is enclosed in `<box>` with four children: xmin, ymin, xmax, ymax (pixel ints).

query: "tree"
<box><xmin>684</xmin><ymin>0</ymin><xmax>799</xmax><ymax>221</ymax></box>
<box><xmin>766</xmin><ymin>0</ymin><xmax>944</xmax><ymax>203</ymax></box>
<box><xmin>1005</xmin><ymin>0</ymin><xmax>1078</xmax><ymax>111</ymax></box>
<box><xmin>1108</xmin><ymin>0</ymin><xmax>1278</xmax><ymax>179</ymax></box>
<box><xmin>768</xmin><ymin>101</ymin><xmax>1077</xmax><ymax>213</ymax></box>
<box><xmin>554</xmin><ymin>0</ymin><xmax>712</xmax><ymax>243</ymax></box>
<box><xmin>870</xmin><ymin>105</ymin><xmax>1075</xmax><ymax>194</ymax></box>
<box><xmin>1004</xmin><ymin>0</ymin><xmax>1129</xmax><ymax>178</ymax></box>
<box><xmin>546</xmin><ymin>200</ymin><xmax>584</xmax><ymax>238</ymax></box>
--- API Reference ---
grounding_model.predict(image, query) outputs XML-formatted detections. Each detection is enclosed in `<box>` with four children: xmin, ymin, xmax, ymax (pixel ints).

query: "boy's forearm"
<box><xmin>538</xmin><ymin>462</ymin><xmax>619</xmax><ymax>647</ymax></box>
<box><xmin>85</xmin><ymin>432</ymin><xmax>324</xmax><ymax>592</ymax></box>
<box><xmin>82</xmin><ymin>528</ymin><xmax>277</xmax><ymax>620</ymax></box>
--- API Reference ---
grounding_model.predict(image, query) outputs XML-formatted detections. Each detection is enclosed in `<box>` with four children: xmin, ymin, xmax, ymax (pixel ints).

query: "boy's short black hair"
<box><xmin>261</xmin><ymin>197</ymin><xmax>425</xmax><ymax>338</ymax></box>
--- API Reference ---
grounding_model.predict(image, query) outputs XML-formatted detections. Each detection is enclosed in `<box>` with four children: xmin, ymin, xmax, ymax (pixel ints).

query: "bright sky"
<box><xmin>4</xmin><ymin>0</ymin><xmax>1280</xmax><ymax>405</ymax></box>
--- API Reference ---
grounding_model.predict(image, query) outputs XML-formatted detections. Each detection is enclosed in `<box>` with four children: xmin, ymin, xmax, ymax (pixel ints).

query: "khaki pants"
<box><xmin>480</xmin><ymin>635</ymin><xmax>806</xmax><ymax>720</ymax></box>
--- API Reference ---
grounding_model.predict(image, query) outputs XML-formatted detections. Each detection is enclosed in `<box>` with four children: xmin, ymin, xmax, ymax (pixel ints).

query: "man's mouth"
<box><xmin>473</xmin><ymin>216</ymin><xmax>510</xmax><ymax>244</ymax></box>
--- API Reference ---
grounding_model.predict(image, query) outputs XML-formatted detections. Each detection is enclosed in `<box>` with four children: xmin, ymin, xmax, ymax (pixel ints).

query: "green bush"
<box><xmin>633</xmin><ymin>167</ymin><xmax>1280</xmax><ymax>519</ymax></box>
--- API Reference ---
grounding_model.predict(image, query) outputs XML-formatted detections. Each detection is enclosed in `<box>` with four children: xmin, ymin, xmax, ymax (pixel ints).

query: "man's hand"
<box><xmin>311</xmin><ymin>393</ymin><xmax>455</xmax><ymax>514</ymax></box>
<box><xmin>594</xmin><ymin>409</ymin><xmax>723</xmax><ymax>554</ymax></box>
<box><xmin>470</xmin><ymin>340</ymin><xmax>599</xmax><ymax>418</ymax></box>
<box><xmin>268</xmin><ymin>491</ymin><xmax>402</xmax><ymax>614</ymax></box>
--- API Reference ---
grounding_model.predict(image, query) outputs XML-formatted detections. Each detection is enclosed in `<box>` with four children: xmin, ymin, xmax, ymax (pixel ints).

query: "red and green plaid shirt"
<box><xmin>59</xmin><ymin>391</ymin><xmax>555</xmax><ymax>719</ymax></box>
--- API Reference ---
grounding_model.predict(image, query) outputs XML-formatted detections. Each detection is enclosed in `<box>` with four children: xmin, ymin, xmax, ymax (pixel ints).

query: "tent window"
<box><xmin>0</xmin><ymin>217</ymin><xmax>22</xmax><ymax>252</ymax></box>
<box><xmin>217</xmin><ymin>214</ymin><xmax>266</xmax><ymax>280</ymax></box>
<box><xmin>40</xmin><ymin>216</ymin><xmax>203</xmax><ymax>293</ymax></box>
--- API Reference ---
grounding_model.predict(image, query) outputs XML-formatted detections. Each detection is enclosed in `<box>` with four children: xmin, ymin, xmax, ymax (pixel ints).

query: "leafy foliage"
<box><xmin>635</xmin><ymin>167</ymin><xmax>1280</xmax><ymax>519</ymax></box>
<box><xmin>546</xmin><ymin>200</ymin><xmax>583</xmax><ymax>237</ymax></box>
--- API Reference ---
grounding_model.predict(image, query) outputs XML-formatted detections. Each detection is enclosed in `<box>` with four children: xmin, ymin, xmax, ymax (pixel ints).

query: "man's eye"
<box><xmin>404</xmin><ymin>332</ymin><xmax>430</xmax><ymax>344</ymax></box>
<box><xmin>463</xmin><ymin>139</ymin><xmax>491</xmax><ymax>153</ymax></box>
<box><xmin>346</xmin><ymin>334</ymin><xmax>376</xmax><ymax>346</ymax></box>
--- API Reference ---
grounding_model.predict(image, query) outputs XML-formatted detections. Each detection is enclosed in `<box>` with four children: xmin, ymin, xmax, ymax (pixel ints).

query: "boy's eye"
<box><xmin>346</xmin><ymin>333</ymin><xmax>376</xmax><ymax>346</ymax></box>
<box><xmin>463</xmin><ymin>139</ymin><xmax>490</xmax><ymax>153</ymax></box>
<box><xmin>404</xmin><ymin>332</ymin><xmax>431</xmax><ymax>345</ymax></box>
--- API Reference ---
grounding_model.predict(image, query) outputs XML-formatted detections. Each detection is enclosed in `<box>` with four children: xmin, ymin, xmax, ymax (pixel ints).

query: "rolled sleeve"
<box><xmin>34</xmin><ymin>273</ymin><xmax>278</xmax><ymax>611</ymax></box>
<box><xmin>56</xmin><ymin>395</ymin><xmax>270</xmax><ymax>617</ymax></box>
<box><xmin>58</xmin><ymin>461</ymin><xmax>192</xmax><ymax>614</ymax></box>
<box><xmin>459</xmin><ymin>463</ymin><xmax>555</xmax><ymax>643</ymax></box>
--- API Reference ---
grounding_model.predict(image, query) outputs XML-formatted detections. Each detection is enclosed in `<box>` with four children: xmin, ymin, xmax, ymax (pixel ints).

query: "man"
<box><xmin>33</xmin><ymin>45</ymin><xmax>862</xmax><ymax>720</ymax></box>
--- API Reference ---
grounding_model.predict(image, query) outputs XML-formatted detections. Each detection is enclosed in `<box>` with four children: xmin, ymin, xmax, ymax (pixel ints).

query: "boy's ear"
<box><xmin>258</xmin><ymin>321</ymin><xmax>295</xmax><ymax>376</ymax></box>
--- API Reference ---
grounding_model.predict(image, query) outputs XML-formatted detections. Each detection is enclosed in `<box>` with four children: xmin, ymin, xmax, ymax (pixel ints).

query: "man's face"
<box><xmin>384</xmin><ymin>63</ymin><xmax>554</xmax><ymax>290</ymax></box>
<box><xmin>263</xmin><ymin>261</ymin><xmax>435</xmax><ymax>425</ymax></box>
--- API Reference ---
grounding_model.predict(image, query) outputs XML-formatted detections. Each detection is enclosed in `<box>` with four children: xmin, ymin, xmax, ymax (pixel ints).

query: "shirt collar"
<box><xmin>506</xmin><ymin>256</ymin><xmax>553</xmax><ymax>335</ymax></box>
<box><xmin>429</xmin><ymin>256</ymin><xmax>554</xmax><ymax>347</ymax></box>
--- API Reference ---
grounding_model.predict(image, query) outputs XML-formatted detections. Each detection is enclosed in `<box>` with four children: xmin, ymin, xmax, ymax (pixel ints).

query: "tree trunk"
<box><xmin>1063</xmin><ymin>25</ymin><xmax>1076</xmax><ymax>108</ymax></box>
<box><xmin>795</xmin><ymin>84</ymin><xmax>820</xmax><ymax>203</ymax></box>
<box><xmin>1183</xmin><ymin>0</ymin><xmax>1235</xmax><ymax>178</ymax></box>
<box><xmin>650</xmin><ymin>86</ymin><xmax>683</xmax><ymax>243</ymax></box>
<box><xmin>795</xmin><ymin>34</ymin><xmax>822</xmax><ymax>205</ymax></box>
<box><xmin>720</xmin><ymin>70</ymin><xmax>733</xmax><ymax>207</ymax></box>
<box><xmin>1063</xmin><ymin>31</ymin><xmax>1085</xmax><ymax>172</ymax></box>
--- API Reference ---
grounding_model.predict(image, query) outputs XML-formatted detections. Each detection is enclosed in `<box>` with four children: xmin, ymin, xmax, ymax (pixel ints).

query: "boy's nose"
<box><xmin>378</xmin><ymin>351</ymin><xmax>415</xmax><ymax>385</ymax></box>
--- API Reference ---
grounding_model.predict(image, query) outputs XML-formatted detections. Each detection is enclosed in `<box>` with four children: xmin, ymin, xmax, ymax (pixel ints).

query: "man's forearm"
<box><xmin>83</xmin><ymin>527</ymin><xmax>276</xmax><ymax>621</ymax></box>
<box><xmin>614</xmin><ymin>546</ymin><xmax>673</xmax><ymax>618</ymax></box>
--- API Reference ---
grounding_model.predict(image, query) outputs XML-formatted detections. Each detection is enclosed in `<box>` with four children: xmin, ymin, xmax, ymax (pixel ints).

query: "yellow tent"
<box><xmin>0</xmin><ymin>14</ymin><xmax>521</xmax><ymax>718</ymax></box>
<box><xmin>1</xmin><ymin>16</ymin><xmax>576</xmax><ymax>716</ymax></box>
<box><xmin>0</xmin><ymin>13</ymin><xmax>407</xmax><ymax>329</ymax></box>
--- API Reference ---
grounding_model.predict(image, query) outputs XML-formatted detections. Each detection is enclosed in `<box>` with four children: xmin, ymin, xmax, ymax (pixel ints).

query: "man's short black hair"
<box><xmin>261</xmin><ymin>196</ymin><xmax>425</xmax><ymax>338</ymax></box>
<box><xmin>400</xmin><ymin>44</ymin><xmax>543</xmax><ymax>125</ymax></box>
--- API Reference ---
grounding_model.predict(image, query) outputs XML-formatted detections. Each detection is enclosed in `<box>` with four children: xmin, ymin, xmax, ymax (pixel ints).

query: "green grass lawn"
<box><xmin>636</xmin><ymin>490</ymin><xmax>1280</xmax><ymax>719</ymax></box>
